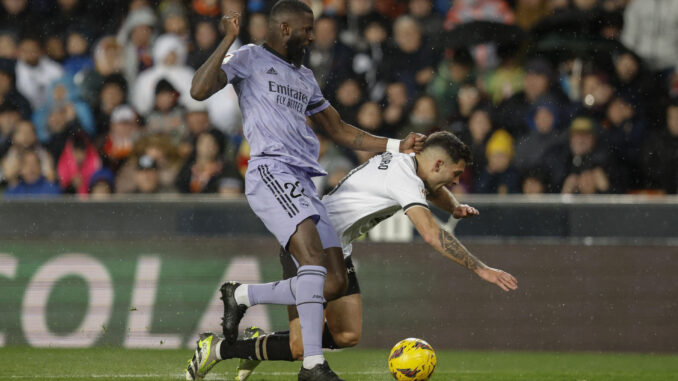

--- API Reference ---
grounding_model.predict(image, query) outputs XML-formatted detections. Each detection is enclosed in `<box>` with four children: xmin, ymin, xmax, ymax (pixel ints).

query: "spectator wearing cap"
<box><xmin>88</xmin><ymin>167</ymin><xmax>115</xmax><ymax>198</ymax></box>
<box><xmin>15</xmin><ymin>35</ymin><xmax>64</xmax><ymax>111</ymax></box>
<box><xmin>514</xmin><ymin>97</ymin><xmax>565</xmax><ymax>173</ymax></box>
<box><xmin>116</xmin><ymin>6</ymin><xmax>157</xmax><ymax>88</ymax></box>
<box><xmin>4</xmin><ymin>150</ymin><xmax>60</xmax><ymax>198</ymax></box>
<box><xmin>57</xmin><ymin>130</ymin><xmax>101</xmax><ymax>195</ymax></box>
<box><xmin>132</xmin><ymin>33</ymin><xmax>194</xmax><ymax>116</ymax></box>
<box><xmin>0</xmin><ymin>57</ymin><xmax>32</xmax><ymax>118</ymax></box>
<box><xmin>145</xmin><ymin>78</ymin><xmax>186</xmax><ymax>142</ymax></box>
<box><xmin>642</xmin><ymin>100</ymin><xmax>678</xmax><ymax>194</ymax></box>
<box><xmin>175</xmin><ymin>130</ymin><xmax>242</xmax><ymax>194</ymax></box>
<box><xmin>1</xmin><ymin>120</ymin><xmax>56</xmax><ymax>188</ymax></box>
<box><xmin>101</xmin><ymin>105</ymin><xmax>140</xmax><ymax>170</ymax></box>
<box><xmin>474</xmin><ymin>129</ymin><xmax>521</xmax><ymax>194</ymax></box>
<box><xmin>114</xmin><ymin>133</ymin><xmax>182</xmax><ymax>194</ymax></box>
<box><xmin>132</xmin><ymin>154</ymin><xmax>176</xmax><ymax>194</ymax></box>
<box><xmin>496</xmin><ymin>57</ymin><xmax>567</xmax><ymax>138</ymax></box>
<box><xmin>543</xmin><ymin>116</ymin><xmax>613</xmax><ymax>193</ymax></box>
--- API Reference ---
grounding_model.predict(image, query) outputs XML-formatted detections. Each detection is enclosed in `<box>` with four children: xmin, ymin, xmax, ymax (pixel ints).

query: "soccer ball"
<box><xmin>387</xmin><ymin>338</ymin><xmax>437</xmax><ymax>380</ymax></box>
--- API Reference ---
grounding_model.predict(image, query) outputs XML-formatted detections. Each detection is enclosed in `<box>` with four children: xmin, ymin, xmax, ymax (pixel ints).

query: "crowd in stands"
<box><xmin>0</xmin><ymin>0</ymin><xmax>677</xmax><ymax>198</ymax></box>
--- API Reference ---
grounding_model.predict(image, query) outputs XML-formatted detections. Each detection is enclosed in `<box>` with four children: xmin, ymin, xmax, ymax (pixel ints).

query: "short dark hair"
<box><xmin>423</xmin><ymin>131</ymin><xmax>473</xmax><ymax>165</ymax></box>
<box><xmin>270</xmin><ymin>0</ymin><xmax>313</xmax><ymax>20</ymax></box>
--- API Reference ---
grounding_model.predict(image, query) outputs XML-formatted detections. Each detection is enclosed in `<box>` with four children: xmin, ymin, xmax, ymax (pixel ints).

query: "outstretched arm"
<box><xmin>190</xmin><ymin>13</ymin><xmax>239</xmax><ymax>100</ymax></box>
<box><xmin>405</xmin><ymin>206</ymin><xmax>518</xmax><ymax>291</ymax></box>
<box><xmin>310</xmin><ymin>105</ymin><xmax>425</xmax><ymax>153</ymax></box>
<box><xmin>427</xmin><ymin>186</ymin><xmax>479</xmax><ymax>219</ymax></box>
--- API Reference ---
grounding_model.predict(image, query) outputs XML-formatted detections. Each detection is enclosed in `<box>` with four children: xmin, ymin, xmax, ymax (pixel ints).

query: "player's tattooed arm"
<box><xmin>438</xmin><ymin>229</ymin><xmax>486</xmax><ymax>271</ymax></box>
<box><xmin>351</xmin><ymin>130</ymin><xmax>366</xmax><ymax>149</ymax></box>
<box><xmin>311</xmin><ymin>106</ymin><xmax>387</xmax><ymax>151</ymax></box>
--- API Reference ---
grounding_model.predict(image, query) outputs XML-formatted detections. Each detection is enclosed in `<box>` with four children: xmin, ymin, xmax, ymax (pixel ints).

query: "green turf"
<box><xmin>1</xmin><ymin>347</ymin><xmax>677</xmax><ymax>380</ymax></box>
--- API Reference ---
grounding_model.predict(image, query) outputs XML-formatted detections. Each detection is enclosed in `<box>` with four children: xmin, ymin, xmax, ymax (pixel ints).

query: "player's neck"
<box><xmin>263</xmin><ymin>38</ymin><xmax>290</xmax><ymax>62</ymax></box>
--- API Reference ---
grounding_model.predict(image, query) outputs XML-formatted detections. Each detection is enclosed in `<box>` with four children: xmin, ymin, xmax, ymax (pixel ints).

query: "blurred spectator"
<box><xmin>179</xmin><ymin>98</ymin><xmax>212</xmax><ymax>158</ymax></box>
<box><xmin>577</xmin><ymin>71</ymin><xmax>615</xmax><ymax>121</ymax></box>
<box><xmin>247</xmin><ymin>12</ymin><xmax>268</xmax><ymax>45</ymax></box>
<box><xmin>448</xmin><ymin>81</ymin><xmax>484</xmax><ymax>133</ymax></box>
<box><xmin>116</xmin><ymin>133</ymin><xmax>182</xmax><ymax>194</ymax></box>
<box><xmin>427</xmin><ymin>48</ymin><xmax>475</xmax><ymax>121</ymax></box>
<box><xmin>33</xmin><ymin>76</ymin><xmax>95</xmax><ymax>149</ymax></box>
<box><xmin>62</xmin><ymin>27</ymin><xmax>94</xmax><ymax>78</ymax></box>
<box><xmin>100</xmin><ymin>105</ymin><xmax>141</xmax><ymax>170</ymax></box>
<box><xmin>483</xmin><ymin>45</ymin><xmax>524</xmax><ymax>105</ymax></box>
<box><xmin>44</xmin><ymin>34</ymin><xmax>66</xmax><ymax>64</ymax></box>
<box><xmin>188</xmin><ymin>17</ymin><xmax>220</xmax><ymax>70</ymax></box>
<box><xmin>0</xmin><ymin>31</ymin><xmax>18</xmax><ymax>59</ymax></box>
<box><xmin>455</xmin><ymin>106</ymin><xmax>494</xmax><ymax>187</ymax></box>
<box><xmin>190</xmin><ymin>0</ymin><xmax>221</xmax><ymax>18</ymax></box>
<box><xmin>57</xmin><ymin>129</ymin><xmax>101</xmax><ymax>195</ymax></box>
<box><xmin>355</xmin><ymin>101</ymin><xmax>384</xmax><ymax>135</ymax></box>
<box><xmin>496</xmin><ymin>57</ymin><xmax>562</xmax><ymax>138</ymax></box>
<box><xmin>543</xmin><ymin>116</ymin><xmax>612</xmax><ymax>193</ymax></box>
<box><xmin>93</xmin><ymin>74</ymin><xmax>128</xmax><ymax>137</ymax></box>
<box><xmin>145</xmin><ymin>78</ymin><xmax>186</xmax><ymax>141</ymax></box>
<box><xmin>0</xmin><ymin>0</ymin><xmax>41</xmax><ymax>37</ymax></box>
<box><xmin>45</xmin><ymin>0</ymin><xmax>92</xmax><ymax>38</ymax></box>
<box><xmin>175</xmin><ymin>130</ymin><xmax>241</xmax><ymax>194</ymax></box>
<box><xmin>88</xmin><ymin>167</ymin><xmax>115</xmax><ymax>198</ymax></box>
<box><xmin>381</xmin><ymin>15</ymin><xmax>437</xmax><ymax>96</ymax></box>
<box><xmin>333</xmin><ymin>77</ymin><xmax>364</xmax><ymax>125</ymax></box>
<box><xmin>514</xmin><ymin>0</ymin><xmax>551</xmax><ymax>31</ymax></box>
<box><xmin>621</xmin><ymin>0</ymin><xmax>678</xmax><ymax>71</ymax></box>
<box><xmin>1</xmin><ymin>120</ymin><xmax>55</xmax><ymax>187</ymax></box>
<box><xmin>131</xmin><ymin>154</ymin><xmax>176</xmax><ymax>194</ymax></box>
<box><xmin>0</xmin><ymin>57</ymin><xmax>31</xmax><ymax>118</ymax></box>
<box><xmin>521</xmin><ymin>167</ymin><xmax>548</xmax><ymax>194</ymax></box>
<box><xmin>398</xmin><ymin>94</ymin><xmax>438</xmax><ymax>138</ymax></box>
<box><xmin>132</xmin><ymin>33</ymin><xmax>194</xmax><ymax>116</ymax></box>
<box><xmin>0</xmin><ymin>101</ymin><xmax>20</xmax><ymax>157</ymax></box>
<box><xmin>382</xmin><ymin>81</ymin><xmax>409</xmax><ymax>135</ymax></box>
<box><xmin>409</xmin><ymin>0</ymin><xmax>444</xmax><ymax>49</ymax></box>
<box><xmin>160</xmin><ymin>3</ymin><xmax>190</xmax><ymax>40</ymax></box>
<box><xmin>117</xmin><ymin>6</ymin><xmax>157</xmax><ymax>88</ymax></box>
<box><xmin>514</xmin><ymin>98</ymin><xmax>564</xmax><ymax>172</ymax></box>
<box><xmin>78</xmin><ymin>36</ymin><xmax>125</xmax><ymax>108</ymax></box>
<box><xmin>4</xmin><ymin>149</ymin><xmax>60</xmax><ymax>197</ymax></box>
<box><xmin>600</xmin><ymin>93</ymin><xmax>647</xmax><ymax>190</ymax></box>
<box><xmin>351</xmin><ymin>17</ymin><xmax>389</xmax><ymax>101</ymax></box>
<box><xmin>641</xmin><ymin>100</ymin><xmax>678</xmax><ymax>194</ymax></box>
<box><xmin>15</xmin><ymin>35</ymin><xmax>64</xmax><ymax>110</ymax></box>
<box><xmin>314</xmin><ymin>132</ymin><xmax>354</xmax><ymax>195</ymax></box>
<box><xmin>474</xmin><ymin>129</ymin><xmax>521</xmax><ymax>194</ymax></box>
<box><xmin>338</xmin><ymin>0</ymin><xmax>385</xmax><ymax>50</ymax></box>
<box><xmin>306</xmin><ymin>15</ymin><xmax>354</xmax><ymax>97</ymax></box>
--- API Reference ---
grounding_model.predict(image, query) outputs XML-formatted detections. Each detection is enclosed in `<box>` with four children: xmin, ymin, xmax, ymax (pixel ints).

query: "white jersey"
<box><xmin>322</xmin><ymin>152</ymin><xmax>429</xmax><ymax>257</ymax></box>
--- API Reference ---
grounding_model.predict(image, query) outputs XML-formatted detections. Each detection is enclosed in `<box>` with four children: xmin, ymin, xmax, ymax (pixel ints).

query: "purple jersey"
<box><xmin>221</xmin><ymin>44</ymin><xmax>330</xmax><ymax>176</ymax></box>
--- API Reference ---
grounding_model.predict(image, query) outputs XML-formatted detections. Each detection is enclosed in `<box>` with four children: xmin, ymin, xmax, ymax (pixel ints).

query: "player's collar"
<box><xmin>262</xmin><ymin>43</ymin><xmax>293</xmax><ymax>65</ymax></box>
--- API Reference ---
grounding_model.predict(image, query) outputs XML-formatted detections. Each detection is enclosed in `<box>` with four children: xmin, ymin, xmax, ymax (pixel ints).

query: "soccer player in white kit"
<box><xmin>223</xmin><ymin>132</ymin><xmax>519</xmax><ymax>380</ymax></box>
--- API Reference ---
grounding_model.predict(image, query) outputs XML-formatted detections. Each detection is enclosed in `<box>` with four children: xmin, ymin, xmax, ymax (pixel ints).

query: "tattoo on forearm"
<box><xmin>438</xmin><ymin>230</ymin><xmax>484</xmax><ymax>271</ymax></box>
<box><xmin>352</xmin><ymin>131</ymin><xmax>365</xmax><ymax>149</ymax></box>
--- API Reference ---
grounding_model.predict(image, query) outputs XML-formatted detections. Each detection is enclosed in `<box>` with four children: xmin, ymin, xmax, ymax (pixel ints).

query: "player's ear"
<box><xmin>434</xmin><ymin>159</ymin><xmax>443</xmax><ymax>172</ymax></box>
<box><xmin>281</xmin><ymin>22</ymin><xmax>290</xmax><ymax>37</ymax></box>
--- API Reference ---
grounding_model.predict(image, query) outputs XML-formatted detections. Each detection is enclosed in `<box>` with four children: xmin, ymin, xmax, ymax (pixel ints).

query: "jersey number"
<box><xmin>285</xmin><ymin>181</ymin><xmax>305</xmax><ymax>198</ymax></box>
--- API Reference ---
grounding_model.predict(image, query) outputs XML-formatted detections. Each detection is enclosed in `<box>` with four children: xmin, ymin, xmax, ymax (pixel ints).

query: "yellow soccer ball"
<box><xmin>387</xmin><ymin>338</ymin><xmax>437</xmax><ymax>380</ymax></box>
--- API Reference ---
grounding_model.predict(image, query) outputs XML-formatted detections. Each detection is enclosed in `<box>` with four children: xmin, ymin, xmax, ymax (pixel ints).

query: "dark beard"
<box><xmin>287</xmin><ymin>35</ymin><xmax>306</xmax><ymax>67</ymax></box>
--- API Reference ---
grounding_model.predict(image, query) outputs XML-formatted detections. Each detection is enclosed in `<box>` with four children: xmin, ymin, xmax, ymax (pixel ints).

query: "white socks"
<box><xmin>302</xmin><ymin>354</ymin><xmax>325</xmax><ymax>369</ymax></box>
<box><xmin>234</xmin><ymin>284</ymin><xmax>251</xmax><ymax>307</ymax></box>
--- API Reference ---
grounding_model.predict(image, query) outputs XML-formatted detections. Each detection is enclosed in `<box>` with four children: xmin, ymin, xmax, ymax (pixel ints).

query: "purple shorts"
<box><xmin>245</xmin><ymin>157</ymin><xmax>341</xmax><ymax>250</ymax></box>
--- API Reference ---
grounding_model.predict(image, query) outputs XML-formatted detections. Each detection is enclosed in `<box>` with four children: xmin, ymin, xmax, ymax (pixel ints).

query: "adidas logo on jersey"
<box><xmin>267</xmin><ymin>67</ymin><xmax>278</xmax><ymax>75</ymax></box>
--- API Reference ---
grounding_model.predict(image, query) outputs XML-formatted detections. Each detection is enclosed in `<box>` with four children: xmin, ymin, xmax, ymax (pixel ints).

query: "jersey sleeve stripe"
<box><xmin>403</xmin><ymin>202</ymin><xmax>429</xmax><ymax>212</ymax></box>
<box><xmin>305</xmin><ymin>100</ymin><xmax>329</xmax><ymax>116</ymax></box>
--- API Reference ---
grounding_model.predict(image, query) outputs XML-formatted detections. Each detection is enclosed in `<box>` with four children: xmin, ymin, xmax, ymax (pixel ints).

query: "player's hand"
<box><xmin>476</xmin><ymin>267</ymin><xmax>518</xmax><ymax>292</ymax></box>
<box><xmin>453</xmin><ymin>204</ymin><xmax>479</xmax><ymax>219</ymax></box>
<box><xmin>400</xmin><ymin>132</ymin><xmax>426</xmax><ymax>154</ymax></box>
<box><xmin>220</xmin><ymin>11</ymin><xmax>241</xmax><ymax>38</ymax></box>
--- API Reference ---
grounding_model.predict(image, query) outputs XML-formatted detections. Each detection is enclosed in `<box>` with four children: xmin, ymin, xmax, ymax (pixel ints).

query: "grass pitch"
<box><xmin>1</xmin><ymin>347</ymin><xmax>677</xmax><ymax>381</ymax></box>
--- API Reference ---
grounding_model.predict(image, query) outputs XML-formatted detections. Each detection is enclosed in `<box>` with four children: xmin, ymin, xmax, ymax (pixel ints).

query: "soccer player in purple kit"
<box><xmin>185</xmin><ymin>1</ymin><xmax>424</xmax><ymax>380</ymax></box>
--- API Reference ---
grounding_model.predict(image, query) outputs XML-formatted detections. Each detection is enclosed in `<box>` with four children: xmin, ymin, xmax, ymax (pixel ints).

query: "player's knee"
<box><xmin>324</xmin><ymin>270</ymin><xmax>348</xmax><ymax>301</ymax></box>
<box><xmin>333</xmin><ymin>330</ymin><xmax>361</xmax><ymax>348</ymax></box>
